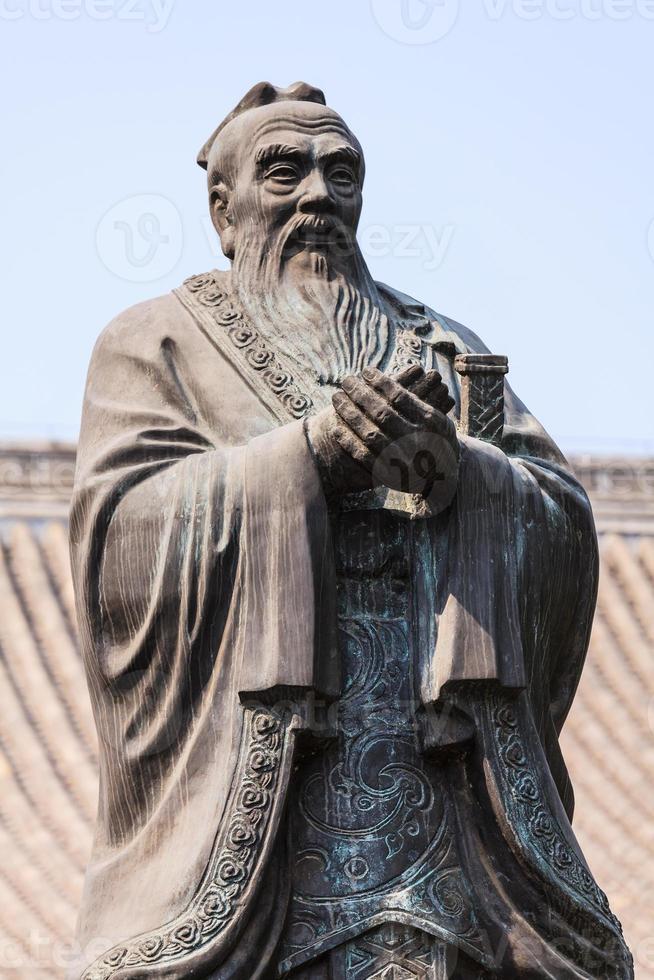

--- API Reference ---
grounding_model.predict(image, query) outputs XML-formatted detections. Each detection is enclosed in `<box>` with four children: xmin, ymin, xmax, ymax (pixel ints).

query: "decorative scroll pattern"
<box><xmin>294</xmin><ymin>619</ymin><xmax>437</xmax><ymax>883</ymax></box>
<box><xmin>279</xmin><ymin>552</ymin><xmax>483</xmax><ymax>972</ymax></box>
<box><xmin>82</xmin><ymin>707</ymin><xmax>288</xmax><ymax>980</ymax></box>
<box><xmin>178</xmin><ymin>271</ymin><xmax>313</xmax><ymax>420</ymax></box>
<box><xmin>387</xmin><ymin>328</ymin><xmax>425</xmax><ymax>374</ymax></box>
<box><xmin>490</xmin><ymin>692</ymin><xmax>631</xmax><ymax>967</ymax></box>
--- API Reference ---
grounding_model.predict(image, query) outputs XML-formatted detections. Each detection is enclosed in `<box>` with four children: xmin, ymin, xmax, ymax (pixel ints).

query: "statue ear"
<box><xmin>210</xmin><ymin>182</ymin><xmax>235</xmax><ymax>260</ymax></box>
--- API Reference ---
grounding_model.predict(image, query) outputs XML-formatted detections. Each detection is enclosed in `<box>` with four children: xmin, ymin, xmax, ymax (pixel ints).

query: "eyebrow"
<box><xmin>254</xmin><ymin>141</ymin><xmax>362</xmax><ymax>180</ymax></box>
<box><xmin>318</xmin><ymin>144</ymin><xmax>362</xmax><ymax>178</ymax></box>
<box><xmin>254</xmin><ymin>143</ymin><xmax>305</xmax><ymax>170</ymax></box>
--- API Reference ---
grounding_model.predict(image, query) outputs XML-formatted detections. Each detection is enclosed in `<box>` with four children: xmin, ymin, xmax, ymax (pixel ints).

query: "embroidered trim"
<box><xmin>492</xmin><ymin>696</ymin><xmax>620</xmax><ymax>927</ymax></box>
<box><xmin>388</xmin><ymin>327</ymin><xmax>424</xmax><ymax>373</ymax></box>
<box><xmin>176</xmin><ymin>271</ymin><xmax>433</xmax><ymax>424</ymax></box>
<box><xmin>175</xmin><ymin>271</ymin><xmax>313</xmax><ymax>422</ymax></box>
<box><xmin>82</xmin><ymin>706</ymin><xmax>290</xmax><ymax>980</ymax></box>
<box><xmin>489</xmin><ymin>692</ymin><xmax>632</xmax><ymax>964</ymax></box>
<box><xmin>485</xmin><ymin>694</ymin><xmax>634</xmax><ymax>977</ymax></box>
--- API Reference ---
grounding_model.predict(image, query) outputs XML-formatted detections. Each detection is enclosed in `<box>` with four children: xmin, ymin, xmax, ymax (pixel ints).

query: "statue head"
<box><xmin>198</xmin><ymin>83</ymin><xmax>388</xmax><ymax>383</ymax></box>
<box><xmin>198</xmin><ymin>81</ymin><xmax>365</xmax><ymax>270</ymax></box>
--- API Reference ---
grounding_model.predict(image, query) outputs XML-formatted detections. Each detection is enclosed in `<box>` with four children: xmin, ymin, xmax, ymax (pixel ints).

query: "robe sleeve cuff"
<box><xmin>237</xmin><ymin>420</ymin><xmax>339</xmax><ymax>705</ymax></box>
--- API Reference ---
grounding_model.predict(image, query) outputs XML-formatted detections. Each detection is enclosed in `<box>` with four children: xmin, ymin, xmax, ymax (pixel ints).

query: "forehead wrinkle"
<box><xmin>245</xmin><ymin>120</ymin><xmax>363</xmax><ymax>181</ymax></box>
<box><xmin>247</xmin><ymin>114</ymin><xmax>358</xmax><ymax>145</ymax></box>
<box><xmin>212</xmin><ymin>109</ymin><xmax>364</xmax><ymax>186</ymax></box>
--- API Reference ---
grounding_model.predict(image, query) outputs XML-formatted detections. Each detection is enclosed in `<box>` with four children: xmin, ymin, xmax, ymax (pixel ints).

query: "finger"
<box><xmin>332</xmin><ymin>392</ymin><xmax>390</xmax><ymax>455</ymax></box>
<box><xmin>362</xmin><ymin>367</ymin><xmax>451</xmax><ymax>435</ymax></box>
<box><xmin>408</xmin><ymin>369</ymin><xmax>442</xmax><ymax>399</ymax></box>
<box><xmin>340</xmin><ymin>375</ymin><xmax>413</xmax><ymax>439</ymax></box>
<box><xmin>431</xmin><ymin>389</ymin><xmax>455</xmax><ymax>413</ymax></box>
<box><xmin>408</xmin><ymin>369</ymin><xmax>455</xmax><ymax>410</ymax></box>
<box><xmin>438</xmin><ymin>393</ymin><xmax>456</xmax><ymax>414</ymax></box>
<box><xmin>393</xmin><ymin>364</ymin><xmax>424</xmax><ymax>389</ymax></box>
<box><xmin>333</xmin><ymin>421</ymin><xmax>376</xmax><ymax>472</ymax></box>
<box><xmin>413</xmin><ymin>379</ymin><xmax>455</xmax><ymax>414</ymax></box>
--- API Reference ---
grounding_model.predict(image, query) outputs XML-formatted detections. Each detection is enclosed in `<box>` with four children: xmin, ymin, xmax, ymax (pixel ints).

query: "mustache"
<box><xmin>233</xmin><ymin>210</ymin><xmax>371</xmax><ymax>302</ymax></box>
<box><xmin>280</xmin><ymin>212</ymin><xmax>357</xmax><ymax>257</ymax></box>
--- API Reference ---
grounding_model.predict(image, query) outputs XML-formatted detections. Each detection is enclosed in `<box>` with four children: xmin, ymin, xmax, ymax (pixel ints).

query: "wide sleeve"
<box><xmin>424</xmin><ymin>329</ymin><xmax>598</xmax><ymax>819</ymax></box>
<box><xmin>69</xmin><ymin>298</ymin><xmax>338</xmax><ymax>855</ymax></box>
<box><xmin>501</xmin><ymin>378</ymin><xmax>599</xmax><ymax>732</ymax></box>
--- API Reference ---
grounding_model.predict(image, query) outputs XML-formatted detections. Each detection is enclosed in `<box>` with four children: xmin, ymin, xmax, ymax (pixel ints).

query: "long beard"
<box><xmin>231</xmin><ymin>214</ymin><xmax>391</xmax><ymax>384</ymax></box>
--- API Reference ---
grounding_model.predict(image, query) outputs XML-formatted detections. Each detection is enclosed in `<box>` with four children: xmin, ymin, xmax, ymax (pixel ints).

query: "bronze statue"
<box><xmin>70</xmin><ymin>82</ymin><xmax>633</xmax><ymax>979</ymax></box>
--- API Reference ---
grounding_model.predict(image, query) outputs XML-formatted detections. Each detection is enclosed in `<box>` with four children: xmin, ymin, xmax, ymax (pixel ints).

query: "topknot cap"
<box><xmin>197</xmin><ymin>81</ymin><xmax>327</xmax><ymax>170</ymax></box>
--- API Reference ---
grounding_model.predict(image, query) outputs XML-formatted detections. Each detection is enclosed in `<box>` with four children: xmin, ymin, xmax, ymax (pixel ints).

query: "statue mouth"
<box><xmin>294</xmin><ymin>232</ymin><xmax>330</xmax><ymax>248</ymax></box>
<box><xmin>285</xmin><ymin>216</ymin><xmax>351</xmax><ymax>254</ymax></box>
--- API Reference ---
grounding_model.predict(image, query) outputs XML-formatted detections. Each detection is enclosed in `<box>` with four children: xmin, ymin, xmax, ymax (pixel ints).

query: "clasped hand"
<box><xmin>307</xmin><ymin>364</ymin><xmax>459</xmax><ymax>503</ymax></box>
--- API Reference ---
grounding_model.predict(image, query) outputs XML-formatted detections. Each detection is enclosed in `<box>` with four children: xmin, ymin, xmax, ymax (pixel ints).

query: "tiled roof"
<box><xmin>0</xmin><ymin>444</ymin><xmax>652</xmax><ymax>978</ymax></box>
<box><xmin>559</xmin><ymin>532</ymin><xmax>654</xmax><ymax>974</ymax></box>
<box><xmin>0</xmin><ymin>515</ymin><xmax>96</xmax><ymax>979</ymax></box>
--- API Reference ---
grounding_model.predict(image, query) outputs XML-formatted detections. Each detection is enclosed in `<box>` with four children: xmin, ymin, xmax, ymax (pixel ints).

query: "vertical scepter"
<box><xmin>454</xmin><ymin>353</ymin><xmax>509</xmax><ymax>445</ymax></box>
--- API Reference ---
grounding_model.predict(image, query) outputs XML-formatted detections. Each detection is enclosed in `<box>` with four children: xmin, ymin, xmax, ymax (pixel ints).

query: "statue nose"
<box><xmin>298</xmin><ymin>171</ymin><xmax>333</xmax><ymax>212</ymax></box>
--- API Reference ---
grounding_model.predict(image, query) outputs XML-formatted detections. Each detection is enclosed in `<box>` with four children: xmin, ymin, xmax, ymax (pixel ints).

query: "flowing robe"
<box><xmin>69</xmin><ymin>271</ymin><xmax>632</xmax><ymax>980</ymax></box>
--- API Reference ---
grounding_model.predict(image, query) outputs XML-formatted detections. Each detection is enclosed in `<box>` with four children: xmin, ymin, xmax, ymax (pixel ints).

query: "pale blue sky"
<box><xmin>1</xmin><ymin>0</ymin><xmax>653</xmax><ymax>452</ymax></box>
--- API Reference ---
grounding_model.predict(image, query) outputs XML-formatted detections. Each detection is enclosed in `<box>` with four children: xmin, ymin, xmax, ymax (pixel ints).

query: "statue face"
<box><xmin>211</xmin><ymin>102</ymin><xmax>364</xmax><ymax>275</ymax></box>
<box><xmin>210</xmin><ymin>102</ymin><xmax>388</xmax><ymax>385</ymax></box>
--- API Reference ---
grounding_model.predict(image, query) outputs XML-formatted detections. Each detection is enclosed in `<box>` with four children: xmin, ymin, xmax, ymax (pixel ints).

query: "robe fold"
<box><xmin>69</xmin><ymin>272</ymin><xmax>632</xmax><ymax>980</ymax></box>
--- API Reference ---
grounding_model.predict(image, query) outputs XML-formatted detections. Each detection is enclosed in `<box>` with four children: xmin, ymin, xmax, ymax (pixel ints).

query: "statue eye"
<box><xmin>329</xmin><ymin>166</ymin><xmax>356</xmax><ymax>187</ymax></box>
<box><xmin>264</xmin><ymin>164</ymin><xmax>299</xmax><ymax>182</ymax></box>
